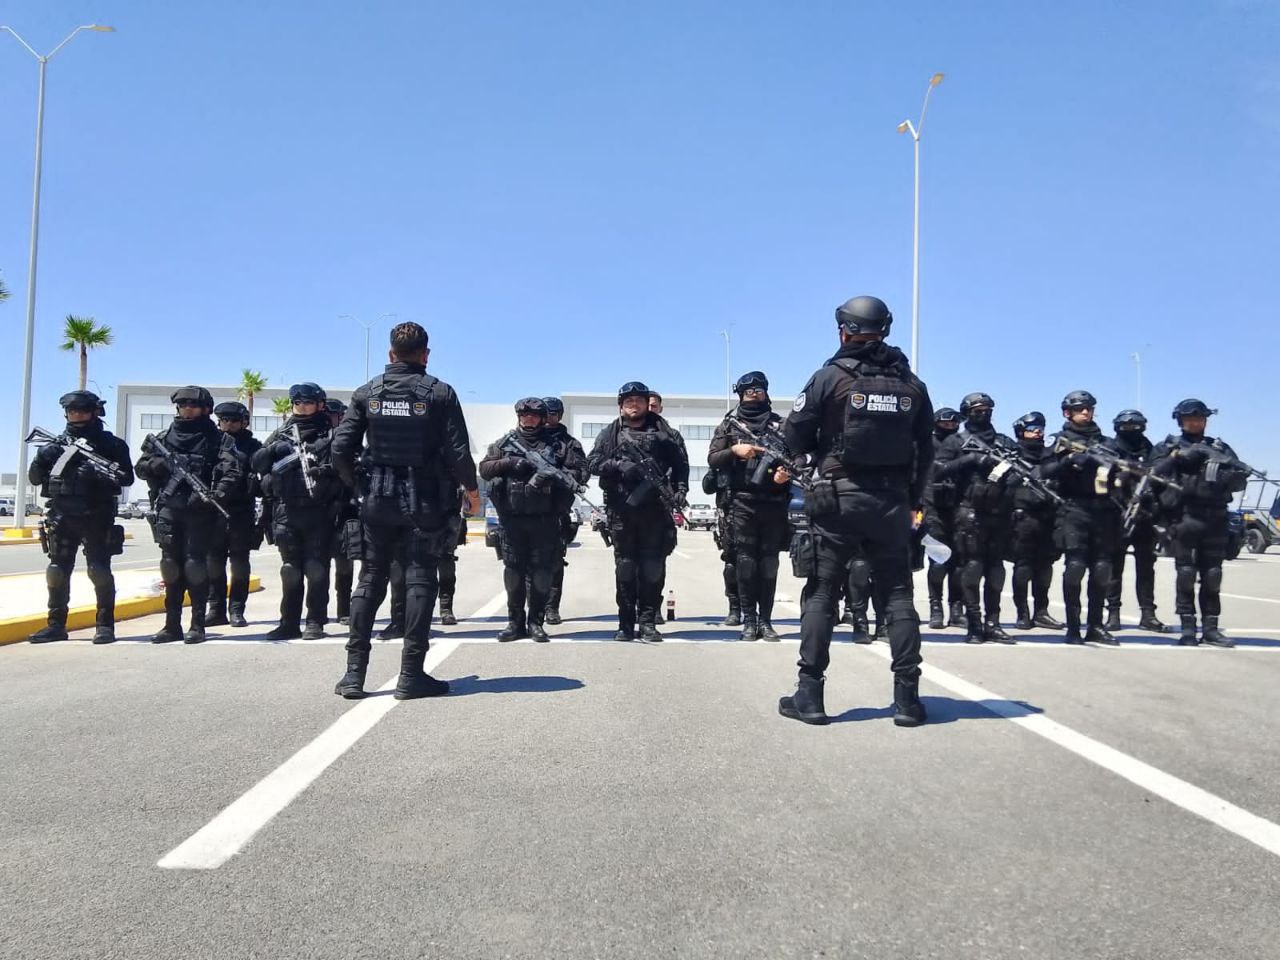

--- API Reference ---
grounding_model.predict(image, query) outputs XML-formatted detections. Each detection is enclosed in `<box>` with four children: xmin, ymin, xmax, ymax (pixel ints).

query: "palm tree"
<box><xmin>0</xmin><ymin>276</ymin><xmax>9</xmax><ymax>304</ymax></box>
<box><xmin>237</xmin><ymin>369</ymin><xmax>268</xmax><ymax>417</ymax></box>
<box><xmin>272</xmin><ymin>396</ymin><xmax>292</xmax><ymax>416</ymax></box>
<box><xmin>60</xmin><ymin>315</ymin><xmax>113</xmax><ymax>390</ymax></box>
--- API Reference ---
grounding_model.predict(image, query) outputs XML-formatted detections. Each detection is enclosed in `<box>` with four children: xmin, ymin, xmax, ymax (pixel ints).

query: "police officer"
<box><xmin>324</xmin><ymin>398</ymin><xmax>358</xmax><ymax>626</ymax></box>
<box><xmin>778</xmin><ymin>296</ymin><xmax>933</xmax><ymax>726</ymax></box>
<box><xmin>542</xmin><ymin>396</ymin><xmax>589</xmax><ymax>624</ymax></box>
<box><xmin>703</xmin><ymin>465</ymin><xmax>741</xmax><ymax>626</ymax></box>
<box><xmin>480</xmin><ymin>398</ymin><xmax>585</xmax><ymax>641</ymax></box>
<box><xmin>331</xmin><ymin>322</ymin><xmax>478</xmax><ymax>699</ymax></box>
<box><xmin>1009</xmin><ymin>411</ymin><xmax>1065</xmax><ymax>631</ymax></box>
<box><xmin>1104</xmin><ymin>409</ymin><xmax>1165</xmax><ymax>632</ymax></box>
<box><xmin>587</xmin><ymin>381</ymin><xmax>690</xmax><ymax>642</ymax></box>
<box><xmin>1043</xmin><ymin>390</ymin><xmax>1121</xmax><ymax>645</ymax></box>
<box><xmin>208</xmin><ymin>401</ymin><xmax>262</xmax><ymax>628</ymax></box>
<box><xmin>707</xmin><ymin>371</ymin><xmax>793</xmax><ymax>641</ymax></box>
<box><xmin>135</xmin><ymin>386</ymin><xmax>243</xmax><ymax>644</ymax></box>
<box><xmin>252</xmin><ymin>383</ymin><xmax>344</xmax><ymax>640</ymax></box>
<box><xmin>27</xmin><ymin>391</ymin><xmax>134</xmax><ymax>644</ymax></box>
<box><xmin>1150</xmin><ymin>399</ymin><xmax>1249</xmax><ymax>647</ymax></box>
<box><xmin>923</xmin><ymin>407</ymin><xmax>964</xmax><ymax>629</ymax></box>
<box><xmin>931</xmin><ymin>393</ymin><xmax>1017</xmax><ymax>644</ymax></box>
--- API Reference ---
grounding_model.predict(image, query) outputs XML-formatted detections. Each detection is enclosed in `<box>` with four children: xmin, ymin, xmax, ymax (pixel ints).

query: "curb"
<box><xmin>0</xmin><ymin>575</ymin><xmax>263</xmax><ymax>646</ymax></box>
<box><xmin>0</xmin><ymin>532</ymin><xmax>136</xmax><ymax>548</ymax></box>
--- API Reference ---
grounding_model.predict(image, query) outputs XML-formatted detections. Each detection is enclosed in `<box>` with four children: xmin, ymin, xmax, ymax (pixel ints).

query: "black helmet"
<box><xmin>733</xmin><ymin>370</ymin><xmax>769</xmax><ymax>394</ymax></box>
<box><xmin>1061</xmin><ymin>389</ymin><xmax>1097</xmax><ymax>411</ymax></box>
<box><xmin>288</xmin><ymin>382</ymin><xmax>326</xmax><ymax>403</ymax></box>
<box><xmin>324</xmin><ymin>398</ymin><xmax>347</xmax><ymax>416</ymax></box>
<box><xmin>59</xmin><ymin>390</ymin><xmax>105</xmax><ymax>415</ymax></box>
<box><xmin>213</xmin><ymin>401</ymin><xmax>250</xmax><ymax>422</ymax></box>
<box><xmin>1172</xmin><ymin>398</ymin><xmax>1214</xmax><ymax>420</ymax></box>
<box><xmin>515</xmin><ymin>397</ymin><xmax>548</xmax><ymax>417</ymax></box>
<box><xmin>835</xmin><ymin>295</ymin><xmax>893</xmax><ymax>336</ymax></box>
<box><xmin>542</xmin><ymin>397</ymin><xmax>565</xmax><ymax>416</ymax></box>
<box><xmin>1013</xmin><ymin>411</ymin><xmax>1047</xmax><ymax>437</ymax></box>
<box><xmin>171</xmin><ymin>385</ymin><xmax>214</xmax><ymax>409</ymax></box>
<box><xmin>1113</xmin><ymin>408</ymin><xmax>1147</xmax><ymax>432</ymax></box>
<box><xmin>959</xmin><ymin>392</ymin><xmax>995</xmax><ymax>416</ymax></box>
<box><xmin>934</xmin><ymin>407</ymin><xmax>961</xmax><ymax>426</ymax></box>
<box><xmin>617</xmin><ymin>381</ymin><xmax>650</xmax><ymax>404</ymax></box>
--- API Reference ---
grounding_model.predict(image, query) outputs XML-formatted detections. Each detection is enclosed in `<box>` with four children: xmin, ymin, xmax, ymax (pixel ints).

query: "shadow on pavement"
<box><xmin>828</xmin><ymin>695</ymin><xmax>1044</xmax><ymax>725</ymax></box>
<box><xmin>446</xmin><ymin>674</ymin><xmax>585</xmax><ymax>696</ymax></box>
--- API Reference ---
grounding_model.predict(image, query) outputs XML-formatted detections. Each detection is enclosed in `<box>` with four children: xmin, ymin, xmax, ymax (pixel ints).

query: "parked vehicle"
<box><xmin>683</xmin><ymin>502</ymin><xmax>716</xmax><ymax>531</ymax></box>
<box><xmin>484</xmin><ymin>501</ymin><xmax>503</xmax><ymax>557</ymax></box>
<box><xmin>1234</xmin><ymin>478</ymin><xmax>1280</xmax><ymax>554</ymax></box>
<box><xmin>0</xmin><ymin>498</ymin><xmax>14</xmax><ymax>517</ymax></box>
<box><xmin>788</xmin><ymin>485</ymin><xmax>808</xmax><ymax>535</ymax></box>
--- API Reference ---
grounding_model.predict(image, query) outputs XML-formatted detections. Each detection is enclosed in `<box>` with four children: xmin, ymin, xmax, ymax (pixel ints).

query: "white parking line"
<box><xmin>158</xmin><ymin>588</ymin><xmax>507</xmax><ymax>870</ymax></box>
<box><xmin>1220</xmin><ymin>592</ymin><xmax>1280</xmax><ymax>605</ymax></box>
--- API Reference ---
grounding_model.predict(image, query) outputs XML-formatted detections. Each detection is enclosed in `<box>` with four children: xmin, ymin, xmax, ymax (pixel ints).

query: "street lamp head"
<box><xmin>930</xmin><ymin>72</ymin><xmax>944</xmax><ymax>86</ymax></box>
<box><xmin>89</xmin><ymin>25</ymin><xmax>116</xmax><ymax>32</ymax></box>
<box><xmin>897</xmin><ymin>120</ymin><xmax>910</xmax><ymax>134</ymax></box>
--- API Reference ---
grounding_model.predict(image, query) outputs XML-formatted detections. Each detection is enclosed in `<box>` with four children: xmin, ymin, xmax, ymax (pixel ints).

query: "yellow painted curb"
<box><xmin>0</xmin><ymin>531</ymin><xmax>135</xmax><ymax>548</ymax></box>
<box><xmin>0</xmin><ymin>575</ymin><xmax>263</xmax><ymax>646</ymax></box>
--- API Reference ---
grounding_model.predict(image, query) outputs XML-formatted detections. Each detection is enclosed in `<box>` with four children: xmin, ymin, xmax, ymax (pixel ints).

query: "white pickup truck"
<box><xmin>683</xmin><ymin>502</ymin><xmax>717</xmax><ymax>531</ymax></box>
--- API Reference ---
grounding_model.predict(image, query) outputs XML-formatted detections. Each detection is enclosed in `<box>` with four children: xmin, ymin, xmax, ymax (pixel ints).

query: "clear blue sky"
<box><xmin>2</xmin><ymin>1</ymin><xmax>1278</xmax><ymax>473</ymax></box>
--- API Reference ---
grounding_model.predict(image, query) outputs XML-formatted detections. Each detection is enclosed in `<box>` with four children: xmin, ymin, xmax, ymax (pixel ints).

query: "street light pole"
<box><xmin>1</xmin><ymin>24</ymin><xmax>115</xmax><ymax>531</ymax></box>
<box><xmin>720</xmin><ymin>329</ymin><xmax>732</xmax><ymax>411</ymax></box>
<box><xmin>1131</xmin><ymin>352</ymin><xmax>1142</xmax><ymax>410</ymax></box>
<box><xmin>341</xmin><ymin>313</ymin><xmax>397</xmax><ymax>383</ymax></box>
<box><xmin>896</xmin><ymin>72</ymin><xmax>944</xmax><ymax>378</ymax></box>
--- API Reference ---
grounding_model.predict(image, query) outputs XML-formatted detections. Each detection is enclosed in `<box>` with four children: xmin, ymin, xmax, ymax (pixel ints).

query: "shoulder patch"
<box><xmin>792</xmin><ymin>393</ymin><xmax>807</xmax><ymax>413</ymax></box>
<box><xmin>850</xmin><ymin>392</ymin><xmax>867</xmax><ymax>410</ymax></box>
<box><xmin>901</xmin><ymin>396</ymin><xmax>913</xmax><ymax>412</ymax></box>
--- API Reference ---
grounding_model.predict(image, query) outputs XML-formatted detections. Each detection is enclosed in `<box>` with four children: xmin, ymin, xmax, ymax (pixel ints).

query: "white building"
<box><xmin>112</xmin><ymin>385</ymin><xmax>792</xmax><ymax>504</ymax></box>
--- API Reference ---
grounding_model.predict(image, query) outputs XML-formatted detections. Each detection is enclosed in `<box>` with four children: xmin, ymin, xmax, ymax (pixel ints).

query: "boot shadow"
<box><xmin>829</xmin><ymin>696</ymin><xmax>1043</xmax><ymax>724</ymax></box>
<box><xmin>446</xmin><ymin>674</ymin><xmax>585</xmax><ymax>696</ymax></box>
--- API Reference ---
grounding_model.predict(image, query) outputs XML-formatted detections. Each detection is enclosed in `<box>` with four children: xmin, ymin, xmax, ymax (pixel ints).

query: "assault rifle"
<box><xmin>726</xmin><ymin>416</ymin><xmax>808</xmax><ymax>489</ymax></box>
<box><xmin>500</xmin><ymin>432</ymin><xmax>603</xmax><ymax>513</ymax></box>
<box><xmin>1171</xmin><ymin>440</ymin><xmax>1267</xmax><ymax>484</ymax></box>
<box><xmin>141</xmin><ymin>434</ymin><xmax>230</xmax><ymax>520</ymax></box>
<box><xmin>271</xmin><ymin>423</ymin><xmax>317</xmax><ymax>499</ymax></box>
<box><xmin>616</xmin><ymin>430</ymin><xmax>682</xmax><ymax>513</ymax></box>
<box><xmin>1052</xmin><ymin>436</ymin><xmax>1186</xmax><ymax>534</ymax></box>
<box><xmin>962</xmin><ymin>434</ymin><xmax>1064</xmax><ymax>506</ymax></box>
<box><xmin>25</xmin><ymin>426</ymin><xmax>125</xmax><ymax>485</ymax></box>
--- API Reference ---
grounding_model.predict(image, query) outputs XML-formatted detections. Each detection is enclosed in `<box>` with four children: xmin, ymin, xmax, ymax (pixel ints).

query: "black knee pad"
<box><xmin>639</xmin><ymin>557</ymin><xmax>665</xmax><ymax>585</ymax></box>
<box><xmin>184</xmin><ymin>558</ymin><xmax>208</xmax><ymax>587</ymax></box>
<box><xmin>159</xmin><ymin>555</ymin><xmax>181</xmax><ymax>584</ymax></box>
<box><xmin>280</xmin><ymin>562</ymin><xmax>303</xmax><ymax>591</ymax></box>
<box><xmin>85</xmin><ymin>562</ymin><xmax>113</xmax><ymax>589</ymax></box>
<box><xmin>616</xmin><ymin>556</ymin><xmax>638</xmax><ymax>582</ymax></box>
<box><xmin>303</xmin><ymin>557</ymin><xmax>327</xmax><ymax>584</ymax></box>
<box><xmin>1202</xmin><ymin>565</ymin><xmax>1223</xmax><ymax>594</ymax></box>
<box><xmin>45</xmin><ymin>562</ymin><xmax>69</xmax><ymax>590</ymax></box>
<box><xmin>759</xmin><ymin>554</ymin><xmax>779</xmax><ymax>579</ymax></box>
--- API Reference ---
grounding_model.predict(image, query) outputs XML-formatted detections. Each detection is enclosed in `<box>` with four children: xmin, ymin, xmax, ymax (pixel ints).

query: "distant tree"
<box><xmin>272</xmin><ymin>395</ymin><xmax>292</xmax><ymax>416</ymax></box>
<box><xmin>0</xmin><ymin>275</ymin><xmax>10</xmax><ymax>303</ymax></box>
<box><xmin>237</xmin><ymin>369</ymin><xmax>268</xmax><ymax>417</ymax></box>
<box><xmin>60</xmin><ymin>314</ymin><xmax>113</xmax><ymax>390</ymax></box>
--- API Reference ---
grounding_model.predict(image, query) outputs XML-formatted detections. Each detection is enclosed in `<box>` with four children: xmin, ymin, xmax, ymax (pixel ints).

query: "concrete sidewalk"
<box><xmin>0</xmin><ymin>569</ymin><xmax>261</xmax><ymax>645</ymax></box>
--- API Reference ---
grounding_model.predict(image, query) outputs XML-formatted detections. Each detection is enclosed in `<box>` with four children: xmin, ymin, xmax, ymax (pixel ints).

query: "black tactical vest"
<box><xmin>364</xmin><ymin>373</ymin><xmax>442</xmax><ymax>467</ymax></box>
<box><xmin>830</xmin><ymin>358</ymin><xmax>923</xmax><ymax>470</ymax></box>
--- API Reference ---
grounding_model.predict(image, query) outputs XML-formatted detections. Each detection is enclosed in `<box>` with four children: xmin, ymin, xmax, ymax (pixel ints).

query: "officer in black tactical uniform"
<box><xmin>1042</xmin><ymin>390</ymin><xmax>1121</xmax><ymax>645</ymax></box>
<box><xmin>135</xmin><ymin>386</ymin><xmax>243</xmax><ymax>644</ymax></box>
<box><xmin>707</xmin><ymin>371</ymin><xmax>793</xmax><ymax>642</ymax></box>
<box><xmin>331</xmin><ymin>322</ymin><xmax>478</xmax><ymax>699</ymax></box>
<box><xmin>480</xmin><ymin>398</ymin><xmax>586</xmax><ymax>641</ymax></box>
<box><xmin>778</xmin><ymin>296</ymin><xmax>933</xmax><ymax>726</ymax></box>
<box><xmin>923</xmin><ymin>407</ymin><xmax>964</xmax><ymax>629</ymax></box>
<box><xmin>208</xmin><ymin>401</ymin><xmax>262</xmax><ymax>628</ymax></box>
<box><xmin>1009</xmin><ymin>411</ymin><xmax>1065</xmax><ymax>631</ymax></box>
<box><xmin>252</xmin><ymin>383</ymin><xmax>345</xmax><ymax>640</ymax></box>
<box><xmin>27</xmin><ymin>391</ymin><xmax>134</xmax><ymax>644</ymax></box>
<box><xmin>1104</xmin><ymin>409</ymin><xmax>1166</xmax><ymax>632</ymax></box>
<box><xmin>542</xmin><ymin>396</ymin><xmax>589</xmax><ymax>624</ymax></box>
<box><xmin>1150</xmin><ymin>399</ymin><xmax>1250</xmax><ymax>647</ymax></box>
<box><xmin>587</xmin><ymin>381</ymin><xmax>690</xmax><ymax>642</ymax></box>
<box><xmin>324</xmin><ymin>398</ymin><xmax>358</xmax><ymax>627</ymax></box>
<box><xmin>931</xmin><ymin>393</ymin><xmax>1017</xmax><ymax>644</ymax></box>
<box><xmin>703</xmin><ymin>466</ymin><xmax>741</xmax><ymax>626</ymax></box>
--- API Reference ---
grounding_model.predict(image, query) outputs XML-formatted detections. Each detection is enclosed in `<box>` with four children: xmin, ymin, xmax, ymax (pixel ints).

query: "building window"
<box><xmin>140</xmin><ymin>413</ymin><xmax>168</xmax><ymax>430</ymax></box>
<box><xmin>680</xmin><ymin>424</ymin><xmax>715</xmax><ymax>440</ymax></box>
<box><xmin>252</xmin><ymin>416</ymin><xmax>283</xmax><ymax>434</ymax></box>
<box><xmin>581</xmin><ymin>422</ymin><xmax>610</xmax><ymax>440</ymax></box>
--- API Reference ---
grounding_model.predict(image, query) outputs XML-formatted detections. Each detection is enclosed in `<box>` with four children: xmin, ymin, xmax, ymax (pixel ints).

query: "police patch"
<box><xmin>368</xmin><ymin>400</ymin><xmax>381</xmax><ymax>413</ymax></box>
<box><xmin>412</xmin><ymin>401</ymin><xmax>427</xmax><ymax>415</ymax></box>
<box><xmin>901</xmin><ymin>396</ymin><xmax>913</xmax><ymax>412</ymax></box>
<box><xmin>850</xmin><ymin>392</ymin><xmax>867</xmax><ymax>410</ymax></box>
<box><xmin>792</xmin><ymin>393</ymin><xmax>806</xmax><ymax>412</ymax></box>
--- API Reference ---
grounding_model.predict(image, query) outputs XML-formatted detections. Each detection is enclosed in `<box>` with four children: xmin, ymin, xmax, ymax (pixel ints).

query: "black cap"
<box><xmin>733</xmin><ymin>371</ymin><xmax>769</xmax><ymax>394</ymax></box>
<box><xmin>288</xmin><ymin>382</ymin><xmax>326</xmax><ymax>403</ymax></box>
<box><xmin>542</xmin><ymin>397</ymin><xmax>565</xmax><ymax>416</ymax></box>
<box><xmin>617</xmin><ymin>381</ymin><xmax>650</xmax><ymax>404</ymax></box>
<box><xmin>1172</xmin><ymin>398</ymin><xmax>1214</xmax><ymax>420</ymax></box>
<box><xmin>515</xmin><ymin>397</ymin><xmax>548</xmax><ymax>417</ymax></box>
<box><xmin>1062</xmin><ymin>389</ymin><xmax>1097</xmax><ymax>411</ymax></box>
<box><xmin>835</xmin><ymin>296</ymin><xmax>893</xmax><ymax>336</ymax></box>
<box><xmin>214</xmin><ymin>401</ymin><xmax>250</xmax><ymax>421</ymax></box>
<box><xmin>171</xmin><ymin>386</ymin><xmax>214</xmax><ymax>408</ymax></box>
<box><xmin>59</xmin><ymin>390</ymin><xmax>105</xmax><ymax>415</ymax></box>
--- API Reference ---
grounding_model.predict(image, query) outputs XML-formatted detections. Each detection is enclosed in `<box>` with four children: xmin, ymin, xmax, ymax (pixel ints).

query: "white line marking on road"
<box><xmin>1220</xmin><ymin>592</ymin><xmax>1280</xmax><ymax>605</ymax></box>
<box><xmin>672</xmin><ymin>549</ymin><xmax>693</xmax><ymax>560</ymax></box>
<box><xmin>467</xmin><ymin>590</ymin><xmax>509</xmax><ymax>620</ymax></box>
<box><xmin>855</xmin><ymin>643</ymin><xmax>1280</xmax><ymax>858</ymax></box>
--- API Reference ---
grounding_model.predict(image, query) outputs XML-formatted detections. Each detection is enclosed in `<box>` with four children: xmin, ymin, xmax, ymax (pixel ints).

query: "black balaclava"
<box><xmin>735</xmin><ymin>395</ymin><xmax>772</xmax><ymax>428</ymax></box>
<box><xmin>965</xmin><ymin>408</ymin><xmax>995</xmax><ymax>440</ymax></box>
<box><xmin>288</xmin><ymin>410</ymin><xmax>331</xmax><ymax>442</ymax></box>
<box><xmin>518</xmin><ymin>417</ymin><xmax>544</xmax><ymax>442</ymax></box>
<box><xmin>64</xmin><ymin>416</ymin><xmax>104</xmax><ymax>441</ymax></box>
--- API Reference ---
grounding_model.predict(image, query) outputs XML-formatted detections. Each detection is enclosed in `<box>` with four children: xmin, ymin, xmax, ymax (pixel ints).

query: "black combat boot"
<box><xmin>1013</xmin><ymin>603</ymin><xmax>1033</xmax><ymax>631</ymax></box>
<box><xmin>779</xmin><ymin>675</ymin><xmax>828</xmax><ymax>725</ymax></box>
<box><xmin>205</xmin><ymin>600</ymin><xmax>229</xmax><ymax>628</ymax></box>
<box><xmin>529</xmin><ymin>621</ymin><xmax>550</xmax><ymax>643</ymax></box>
<box><xmin>1200</xmin><ymin>616</ymin><xmax>1233</xmax><ymax>648</ymax></box>
<box><xmin>614</xmin><ymin>611</ymin><xmax>635</xmax><ymax>641</ymax></box>
<box><xmin>302</xmin><ymin>621</ymin><xmax>326</xmax><ymax>641</ymax></box>
<box><xmin>1033</xmin><ymin>608</ymin><xmax>1065</xmax><ymax>630</ymax></box>
<box><xmin>927</xmin><ymin>599</ymin><xmax>945</xmax><ymax>630</ymax></box>
<box><xmin>92</xmin><ymin>606</ymin><xmax>116</xmax><ymax>645</ymax></box>
<box><xmin>841</xmin><ymin>606</ymin><xmax>856</xmax><ymax>626</ymax></box>
<box><xmin>266</xmin><ymin>620</ymin><xmax>302</xmax><ymax>641</ymax></box>
<box><xmin>1137</xmin><ymin>608</ymin><xmax>1166</xmax><ymax>632</ymax></box>
<box><xmin>378</xmin><ymin>620</ymin><xmax>404</xmax><ymax>640</ymax></box>
<box><xmin>739</xmin><ymin>616</ymin><xmax>759</xmax><ymax>642</ymax></box>
<box><xmin>639</xmin><ymin>621</ymin><xmax>663</xmax><ymax>643</ymax></box>
<box><xmin>758</xmin><ymin>621</ymin><xmax>781</xmax><ymax>642</ymax></box>
<box><xmin>947</xmin><ymin>601</ymin><xmax>965</xmax><ymax>627</ymax></box>
<box><xmin>1105</xmin><ymin>606</ymin><xmax>1122</xmax><ymax>632</ymax></box>
<box><xmin>393</xmin><ymin>649</ymin><xmax>449</xmax><ymax>700</ymax></box>
<box><xmin>721</xmin><ymin>600</ymin><xmax>742</xmax><ymax>628</ymax></box>
<box><xmin>851</xmin><ymin>616</ymin><xmax>872</xmax><ymax>645</ymax></box>
<box><xmin>152</xmin><ymin>609</ymin><xmax>184</xmax><ymax>644</ymax></box>
<box><xmin>439</xmin><ymin>596</ymin><xmax>458</xmax><ymax>626</ymax></box>
<box><xmin>183</xmin><ymin>604</ymin><xmax>208</xmax><ymax>644</ymax></box>
<box><xmin>228</xmin><ymin>601</ymin><xmax>248</xmax><ymax>628</ymax></box>
<box><xmin>1178</xmin><ymin>615</ymin><xmax>1198</xmax><ymax>646</ymax></box>
<box><xmin>965</xmin><ymin>612</ymin><xmax>986</xmax><ymax>644</ymax></box>
<box><xmin>496</xmin><ymin>618</ymin><xmax>526</xmax><ymax>642</ymax></box>
<box><xmin>875</xmin><ymin>623</ymin><xmax>889</xmax><ymax>643</ymax></box>
<box><xmin>29</xmin><ymin>617</ymin><xmax>69</xmax><ymax>644</ymax></box>
<box><xmin>892</xmin><ymin>676</ymin><xmax>928</xmax><ymax>727</ymax></box>
<box><xmin>1085</xmin><ymin>624</ymin><xmax>1119</xmax><ymax>646</ymax></box>
<box><xmin>985</xmin><ymin>620</ymin><xmax>1016</xmax><ymax>644</ymax></box>
<box><xmin>334</xmin><ymin>651</ymin><xmax>369</xmax><ymax>699</ymax></box>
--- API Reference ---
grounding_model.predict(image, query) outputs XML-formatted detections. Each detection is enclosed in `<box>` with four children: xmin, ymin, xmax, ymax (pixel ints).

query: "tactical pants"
<box><xmin>728</xmin><ymin>499</ymin><xmax>789</xmax><ymax>623</ymax></box>
<box><xmin>1170</xmin><ymin>509</ymin><xmax>1228</xmax><ymax>618</ymax></box>
<box><xmin>347</xmin><ymin>514</ymin><xmax>450</xmax><ymax>657</ymax></box>
<box><xmin>272</xmin><ymin>504</ymin><xmax>334</xmax><ymax>628</ymax></box>
<box><xmin>43</xmin><ymin>507</ymin><xmax>117</xmax><ymax>630</ymax></box>
<box><xmin>1011</xmin><ymin>508</ymin><xmax>1058</xmax><ymax>616</ymax></box>
<box><xmin>714</xmin><ymin>507</ymin><xmax>738</xmax><ymax>611</ymax></box>
<box><xmin>208</xmin><ymin>509</ymin><xmax>256</xmax><ymax>611</ymax></box>
<box><xmin>610</xmin><ymin>503</ymin><xmax>676</xmax><ymax>629</ymax></box>
<box><xmin>923</xmin><ymin>508</ymin><xmax>961</xmax><ymax>606</ymax></box>
<box><xmin>547</xmin><ymin>514</ymin><xmax>574</xmax><ymax>612</ymax></box>
<box><xmin>1056</xmin><ymin>501</ymin><xmax>1120</xmax><ymax>630</ymax></box>
<box><xmin>953</xmin><ymin>506</ymin><xmax>1010</xmax><ymax>624</ymax></box>
<box><xmin>153</xmin><ymin>505</ymin><xmax>218</xmax><ymax>628</ymax></box>
<box><xmin>1108</xmin><ymin>521</ymin><xmax>1159</xmax><ymax>615</ymax></box>
<box><xmin>499</xmin><ymin>513</ymin><xmax>560</xmax><ymax>627</ymax></box>
<box><xmin>798</xmin><ymin>481</ymin><xmax>921</xmax><ymax>681</ymax></box>
<box><xmin>841</xmin><ymin>555</ymin><xmax>884</xmax><ymax>624</ymax></box>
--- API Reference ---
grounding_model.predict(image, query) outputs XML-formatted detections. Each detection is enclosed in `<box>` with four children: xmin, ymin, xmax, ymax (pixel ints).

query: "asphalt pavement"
<box><xmin>2</xmin><ymin>526</ymin><xmax>1279</xmax><ymax>959</ymax></box>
